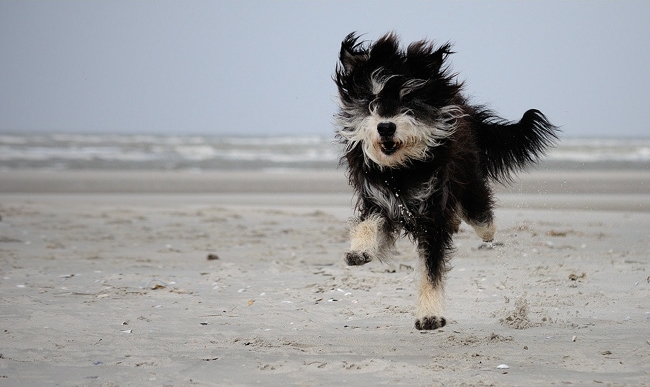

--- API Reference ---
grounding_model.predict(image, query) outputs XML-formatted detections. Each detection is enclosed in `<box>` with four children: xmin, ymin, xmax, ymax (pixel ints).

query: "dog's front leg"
<box><xmin>414</xmin><ymin>227</ymin><xmax>453</xmax><ymax>330</ymax></box>
<box><xmin>416</xmin><ymin>268</ymin><xmax>446</xmax><ymax>330</ymax></box>
<box><xmin>345</xmin><ymin>213</ymin><xmax>394</xmax><ymax>266</ymax></box>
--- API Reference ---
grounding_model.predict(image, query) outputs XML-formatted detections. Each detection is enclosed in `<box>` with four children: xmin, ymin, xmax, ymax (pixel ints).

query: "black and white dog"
<box><xmin>334</xmin><ymin>32</ymin><xmax>558</xmax><ymax>330</ymax></box>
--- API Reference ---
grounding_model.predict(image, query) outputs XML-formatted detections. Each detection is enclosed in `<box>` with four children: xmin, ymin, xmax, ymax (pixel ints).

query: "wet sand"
<box><xmin>0</xmin><ymin>170</ymin><xmax>648</xmax><ymax>386</ymax></box>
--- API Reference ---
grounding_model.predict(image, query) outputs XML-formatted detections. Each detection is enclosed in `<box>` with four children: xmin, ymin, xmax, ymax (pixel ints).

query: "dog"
<box><xmin>334</xmin><ymin>32</ymin><xmax>558</xmax><ymax>330</ymax></box>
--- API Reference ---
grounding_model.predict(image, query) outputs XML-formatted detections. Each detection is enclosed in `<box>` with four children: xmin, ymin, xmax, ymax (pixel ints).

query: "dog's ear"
<box><xmin>340</xmin><ymin>32</ymin><xmax>368</xmax><ymax>73</ymax></box>
<box><xmin>407</xmin><ymin>40</ymin><xmax>454</xmax><ymax>76</ymax></box>
<box><xmin>368</xmin><ymin>32</ymin><xmax>400</xmax><ymax>65</ymax></box>
<box><xmin>430</xmin><ymin>43</ymin><xmax>454</xmax><ymax>70</ymax></box>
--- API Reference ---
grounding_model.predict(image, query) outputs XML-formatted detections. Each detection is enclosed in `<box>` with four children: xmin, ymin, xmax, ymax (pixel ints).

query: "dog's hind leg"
<box><xmin>345</xmin><ymin>214</ymin><xmax>395</xmax><ymax>266</ymax></box>
<box><xmin>458</xmin><ymin>178</ymin><xmax>496</xmax><ymax>243</ymax></box>
<box><xmin>465</xmin><ymin>216</ymin><xmax>496</xmax><ymax>243</ymax></box>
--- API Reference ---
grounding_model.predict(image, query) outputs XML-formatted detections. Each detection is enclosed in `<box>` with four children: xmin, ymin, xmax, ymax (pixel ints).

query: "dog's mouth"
<box><xmin>380</xmin><ymin>140</ymin><xmax>400</xmax><ymax>155</ymax></box>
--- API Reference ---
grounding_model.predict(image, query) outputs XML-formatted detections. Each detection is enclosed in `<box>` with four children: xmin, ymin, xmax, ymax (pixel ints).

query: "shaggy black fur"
<box><xmin>334</xmin><ymin>32</ymin><xmax>558</xmax><ymax>330</ymax></box>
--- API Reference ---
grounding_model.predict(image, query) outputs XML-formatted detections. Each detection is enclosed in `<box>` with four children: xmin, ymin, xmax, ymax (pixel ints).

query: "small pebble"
<box><xmin>496</xmin><ymin>364</ymin><xmax>509</xmax><ymax>369</ymax></box>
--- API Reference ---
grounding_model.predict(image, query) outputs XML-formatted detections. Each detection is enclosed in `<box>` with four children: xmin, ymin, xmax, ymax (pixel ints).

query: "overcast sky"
<box><xmin>1</xmin><ymin>1</ymin><xmax>649</xmax><ymax>138</ymax></box>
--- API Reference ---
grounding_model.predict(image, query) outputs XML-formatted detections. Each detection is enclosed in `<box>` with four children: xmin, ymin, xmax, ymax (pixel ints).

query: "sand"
<box><xmin>0</xmin><ymin>170</ymin><xmax>649</xmax><ymax>386</ymax></box>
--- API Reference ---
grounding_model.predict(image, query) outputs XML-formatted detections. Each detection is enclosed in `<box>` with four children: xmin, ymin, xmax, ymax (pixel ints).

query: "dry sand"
<box><xmin>0</xmin><ymin>170</ymin><xmax>648</xmax><ymax>386</ymax></box>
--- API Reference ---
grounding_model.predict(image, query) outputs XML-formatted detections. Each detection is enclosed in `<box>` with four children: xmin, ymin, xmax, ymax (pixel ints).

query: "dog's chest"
<box><xmin>364</xmin><ymin>171</ymin><xmax>438</xmax><ymax>224</ymax></box>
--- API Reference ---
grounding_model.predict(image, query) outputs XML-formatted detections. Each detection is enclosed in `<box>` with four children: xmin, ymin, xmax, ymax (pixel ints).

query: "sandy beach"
<box><xmin>0</xmin><ymin>169</ymin><xmax>649</xmax><ymax>386</ymax></box>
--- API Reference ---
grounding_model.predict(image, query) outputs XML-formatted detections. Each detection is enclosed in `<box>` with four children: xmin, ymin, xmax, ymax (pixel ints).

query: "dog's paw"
<box><xmin>345</xmin><ymin>251</ymin><xmax>372</xmax><ymax>266</ymax></box>
<box><xmin>414</xmin><ymin>316</ymin><xmax>446</xmax><ymax>330</ymax></box>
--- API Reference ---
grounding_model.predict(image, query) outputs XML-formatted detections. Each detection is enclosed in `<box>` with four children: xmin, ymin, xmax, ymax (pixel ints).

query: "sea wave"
<box><xmin>0</xmin><ymin>134</ymin><xmax>341</xmax><ymax>170</ymax></box>
<box><xmin>546</xmin><ymin>138</ymin><xmax>650</xmax><ymax>163</ymax></box>
<box><xmin>0</xmin><ymin>134</ymin><xmax>648</xmax><ymax>171</ymax></box>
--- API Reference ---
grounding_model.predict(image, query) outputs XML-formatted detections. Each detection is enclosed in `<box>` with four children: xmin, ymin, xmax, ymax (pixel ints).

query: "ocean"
<box><xmin>0</xmin><ymin>133</ymin><xmax>649</xmax><ymax>172</ymax></box>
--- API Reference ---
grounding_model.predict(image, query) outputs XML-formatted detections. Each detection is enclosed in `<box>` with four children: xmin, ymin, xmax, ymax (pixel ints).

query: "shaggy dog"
<box><xmin>334</xmin><ymin>32</ymin><xmax>558</xmax><ymax>330</ymax></box>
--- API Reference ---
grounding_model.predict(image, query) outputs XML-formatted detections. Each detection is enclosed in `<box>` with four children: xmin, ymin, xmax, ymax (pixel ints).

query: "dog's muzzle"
<box><xmin>377</xmin><ymin>122</ymin><xmax>400</xmax><ymax>155</ymax></box>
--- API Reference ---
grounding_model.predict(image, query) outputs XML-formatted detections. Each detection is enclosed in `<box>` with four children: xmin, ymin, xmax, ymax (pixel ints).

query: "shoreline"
<box><xmin>1</xmin><ymin>168</ymin><xmax>648</xmax><ymax>193</ymax></box>
<box><xmin>2</xmin><ymin>192</ymin><xmax>650</xmax><ymax>213</ymax></box>
<box><xmin>1</xmin><ymin>169</ymin><xmax>648</xmax><ymax>212</ymax></box>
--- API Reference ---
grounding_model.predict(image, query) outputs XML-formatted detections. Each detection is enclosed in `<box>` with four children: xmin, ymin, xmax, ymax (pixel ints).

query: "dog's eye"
<box><xmin>399</xmin><ymin>88</ymin><xmax>415</xmax><ymax>100</ymax></box>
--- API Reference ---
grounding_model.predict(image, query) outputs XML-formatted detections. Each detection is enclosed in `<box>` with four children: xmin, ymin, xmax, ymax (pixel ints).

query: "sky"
<box><xmin>1</xmin><ymin>1</ymin><xmax>649</xmax><ymax>138</ymax></box>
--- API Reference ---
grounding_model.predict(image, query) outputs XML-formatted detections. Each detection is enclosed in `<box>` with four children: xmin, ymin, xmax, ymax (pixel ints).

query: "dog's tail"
<box><xmin>475</xmin><ymin>109</ymin><xmax>559</xmax><ymax>183</ymax></box>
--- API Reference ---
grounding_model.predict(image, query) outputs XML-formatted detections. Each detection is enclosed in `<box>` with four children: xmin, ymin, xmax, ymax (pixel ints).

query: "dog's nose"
<box><xmin>377</xmin><ymin>122</ymin><xmax>396</xmax><ymax>137</ymax></box>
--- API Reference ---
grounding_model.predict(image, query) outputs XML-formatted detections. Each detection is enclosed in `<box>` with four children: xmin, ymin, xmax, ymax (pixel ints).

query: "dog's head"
<box><xmin>335</xmin><ymin>32</ymin><xmax>465</xmax><ymax>168</ymax></box>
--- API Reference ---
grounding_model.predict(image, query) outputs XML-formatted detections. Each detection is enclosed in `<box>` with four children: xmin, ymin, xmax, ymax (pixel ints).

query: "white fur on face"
<box><xmin>338</xmin><ymin>105</ymin><xmax>464</xmax><ymax>168</ymax></box>
<box><xmin>370</xmin><ymin>69</ymin><xmax>399</xmax><ymax>95</ymax></box>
